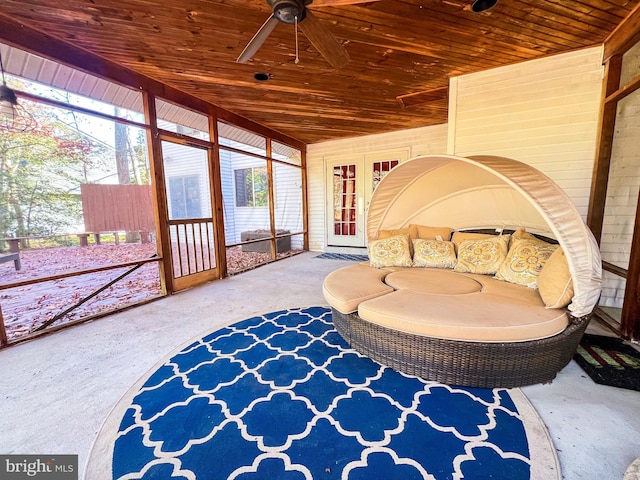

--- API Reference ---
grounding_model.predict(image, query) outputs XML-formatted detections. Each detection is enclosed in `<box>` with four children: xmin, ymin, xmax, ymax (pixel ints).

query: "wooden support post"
<box><xmin>7</xmin><ymin>239</ymin><xmax>20</xmax><ymax>253</ymax></box>
<box><xmin>0</xmin><ymin>303</ymin><xmax>7</xmax><ymax>347</ymax></box>
<box><xmin>114</xmin><ymin>232</ymin><xmax>120</xmax><ymax>245</ymax></box>
<box><xmin>77</xmin><ymin>233</ymin><xmax>90</xmax><ymax>247</ymax></box>
<box><xmin>93</xmin><ymin>233</ymin><xmax>101</xmax><ymax>245</ymax></box>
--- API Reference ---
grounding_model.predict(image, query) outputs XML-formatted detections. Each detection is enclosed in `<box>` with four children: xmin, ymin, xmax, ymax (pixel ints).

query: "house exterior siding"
<box><xmin>449</xmin><ymin>46</ymin><xmax>604</xmax><ymax>219</ymax></box>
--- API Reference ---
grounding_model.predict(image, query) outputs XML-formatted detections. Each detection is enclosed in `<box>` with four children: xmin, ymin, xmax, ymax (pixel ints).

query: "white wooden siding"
<box><xmin>450</xmin><ymin>46</ymin><xmax>604</xmax><ymax>219</ymax></box>
<box><xmin>306</xmin><ymin>124</ymin><xmax>448</xmax><ymax>251</ymax></box>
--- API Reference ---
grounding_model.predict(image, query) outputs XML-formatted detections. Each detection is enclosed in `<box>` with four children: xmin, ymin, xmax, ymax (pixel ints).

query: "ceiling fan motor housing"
<box><xmin>268</xmin><ymin>0</ymin><xmax>307</xmax><ymax>23</ymax></box>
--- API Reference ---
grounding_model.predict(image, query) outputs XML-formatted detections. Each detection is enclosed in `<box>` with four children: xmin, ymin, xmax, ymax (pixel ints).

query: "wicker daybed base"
<box><xmin>332</xmin><ymin>307</ymin><xmax>593</xmax><ymax>388</ymax></box>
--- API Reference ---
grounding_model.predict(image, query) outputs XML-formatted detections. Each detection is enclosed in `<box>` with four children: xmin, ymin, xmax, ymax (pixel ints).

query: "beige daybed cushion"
<box><xmin>322</xmin><ymin>263</ymin><xmax>393</xmax><ymax>314</ymax></box>
<box><xmin>384</xmin><ymin>269</ymin><xmax>482</xmax><ymax>295</ymax></box>
<box><xmin>357</xmin><ymin>288</ymin><xmax>568</xmax><ymax>343</ymax></box>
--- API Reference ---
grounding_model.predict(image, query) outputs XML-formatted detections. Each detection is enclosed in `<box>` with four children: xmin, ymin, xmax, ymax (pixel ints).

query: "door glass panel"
<box><xmin>372</xmin><ymin>159</ymin><xmax>399</xmax><ymax>191</ymax></box>
<box><xmin>162</xmin><ymin>142</ymin><xmax>215</xmax><ymax>279</ymax></box>
<box><xmin>333</xmin><ymin>164</ymin><xmax>357</xmax><ymax>237</ymax></box>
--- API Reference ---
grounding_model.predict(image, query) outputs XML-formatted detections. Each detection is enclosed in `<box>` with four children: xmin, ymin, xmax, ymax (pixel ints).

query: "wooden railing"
<box><xmin>0</xmin><ymin>256</ymin><xmax>162</xmax><ymax>348</ymax></box>
<box><xmin>0</xmin><ymin>231</ymin><xmax>152</xmax><ymax>253</ymax></box>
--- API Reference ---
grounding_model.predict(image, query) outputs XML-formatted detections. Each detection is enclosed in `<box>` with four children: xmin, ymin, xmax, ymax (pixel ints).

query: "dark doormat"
<box><xmin>315</xmin><ymin>252</ymin><xmax>369</xmax><ymax>261</ymax></box>
<box><xmin>574</xmin><ymin>333</ymin><xmax>640</xmax><ymax>391</ymax></box>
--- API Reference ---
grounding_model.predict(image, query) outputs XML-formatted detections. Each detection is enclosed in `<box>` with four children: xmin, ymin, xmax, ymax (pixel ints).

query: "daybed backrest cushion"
<box><xmin>538</xmin><ymin>248</ymin><xmax>574</xmax><ymax>309</ymax></box>
<box><xmin>379</xmin><ymin>226</ymin><xmax>418</xmax><ymax>240</ymax></box>
<box><xmin>411</xmin><ymin>224</ymin><xmax>453</xmax><ymax>241</ymax></box>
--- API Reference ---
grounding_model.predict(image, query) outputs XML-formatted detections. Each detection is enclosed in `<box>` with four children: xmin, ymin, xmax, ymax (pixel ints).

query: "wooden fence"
<box><xmin>81</xmin><ymin>184</ymin><xmax>154</xmax><ymax>232</ymax></box>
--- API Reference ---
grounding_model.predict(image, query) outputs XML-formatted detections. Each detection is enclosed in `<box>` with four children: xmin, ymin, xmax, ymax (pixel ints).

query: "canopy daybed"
<box><xmin>323</xmin><ymin>154</ymin><xmax>602</xmax><ymax>388</ymax></box>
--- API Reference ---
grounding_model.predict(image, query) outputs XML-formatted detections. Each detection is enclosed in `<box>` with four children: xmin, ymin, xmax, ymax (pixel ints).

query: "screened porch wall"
<box><xmin>220</xmin><ymin>149</ymin><xmax>304</xmax><ymax>250</ymax></box>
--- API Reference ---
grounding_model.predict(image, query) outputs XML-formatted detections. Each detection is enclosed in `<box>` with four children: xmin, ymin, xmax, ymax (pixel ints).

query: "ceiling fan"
<box><xmin>237</xmin><ymin>0</ymin><xmax>379</xmax><ymax>69</ymax></box>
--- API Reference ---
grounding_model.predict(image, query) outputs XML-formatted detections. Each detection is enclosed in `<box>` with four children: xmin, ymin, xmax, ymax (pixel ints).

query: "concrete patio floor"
<box><xmin>1</xmin><ymin>252</ymin><xmax>639</xmax><ymax>479</ymax></box>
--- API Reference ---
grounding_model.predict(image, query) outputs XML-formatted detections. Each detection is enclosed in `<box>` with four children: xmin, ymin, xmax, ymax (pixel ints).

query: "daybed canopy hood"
<box><xmin>367</xmin><ymin>154</ymin><xmax>602</xmax><ymax>317</ymax></box>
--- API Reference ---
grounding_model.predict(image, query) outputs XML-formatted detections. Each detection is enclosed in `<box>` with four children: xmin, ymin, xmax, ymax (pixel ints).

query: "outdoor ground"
<box><xmin>0</xmin><ymin>243</ymin><xmax>302</xmax><ymax>342</ymax></box>
<box><xmin>0</xmin><ymin>244</ymin><xmax>162</xmax><ymax>341</ymax></box>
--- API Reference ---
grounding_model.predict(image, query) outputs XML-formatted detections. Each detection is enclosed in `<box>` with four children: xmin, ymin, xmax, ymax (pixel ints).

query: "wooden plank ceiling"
<box><xmin>0</xmin><ymin>0</ymin><xmax>637</xmax><ymax>144</ymax></box>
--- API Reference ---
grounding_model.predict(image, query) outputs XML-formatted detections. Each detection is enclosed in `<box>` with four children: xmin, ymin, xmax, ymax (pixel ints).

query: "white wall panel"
<box><xmin>450</xmin><ymin>46</ymin><xmax>605</xmax><ymax>219</ymax></box>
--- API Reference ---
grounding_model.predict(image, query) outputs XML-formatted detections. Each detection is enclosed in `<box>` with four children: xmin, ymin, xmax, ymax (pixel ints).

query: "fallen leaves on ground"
<box><xmin>0</xmin><ymin>243</ymin><xmax>302</xmax><ymax>341</ymax></box>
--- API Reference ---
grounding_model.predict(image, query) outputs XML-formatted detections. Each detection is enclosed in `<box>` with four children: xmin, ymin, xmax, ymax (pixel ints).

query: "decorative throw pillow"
<box><xmin>451</xmin><ymin>231</ymin><xmax>494</xmax><ymax>253</ymax></box>
<box><xmin>410</xmin><ymin>224</ymin><xmax>453</xmax><ymax>241</ymax></box>
<box><xmin>412</xmin><ymin>239</ymin><xmax>457</xmax><ymax>268</ymax></box>
<box><xmin>368</xmin><ymin>234</ymin><xmax>413</xmax><ymax>268</ymax></box>
<box><xmin>453</xmin><ymin>235</ymin><xmax>510</xmax><ymax>275</ymax></box>
<box><xmin>537</xmin><ymin>247</ymin><xmax>574</xmax><ymax>308</ymax></box>
<box><xmin>495</xmin><ymin>238</ymin><xmax>559</xmax><ymax>288</ymax></box>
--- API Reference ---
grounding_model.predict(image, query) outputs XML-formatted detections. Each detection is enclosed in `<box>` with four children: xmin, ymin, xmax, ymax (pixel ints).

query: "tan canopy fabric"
<box><xmin>367</xmin><ymin>154</ymin><xmax>602</xmax><ymax>317</ymax></box>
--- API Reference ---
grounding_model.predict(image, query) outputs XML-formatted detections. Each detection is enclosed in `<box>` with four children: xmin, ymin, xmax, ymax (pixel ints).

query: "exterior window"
<box><xmin>235</xmin><ymin>167</ymin><xmax>268</xmax><ymax>207</ymax></box>
<box><xmin>169</xmin><ymin>175</ymin><xmax>202</xmax><ymax>219</ymax></box>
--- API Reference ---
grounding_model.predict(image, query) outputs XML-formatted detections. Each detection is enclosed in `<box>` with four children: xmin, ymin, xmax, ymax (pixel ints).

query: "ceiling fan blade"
<box><xmin>237</xmin><ymin>15</ymin><xmax>279</xmax><ymax>63</ymax></box>
<box><xmin>310</xmin><ymin>0</ymin><xmax>381</xmax><ymax>6</ymax></box>
<box><xmin>298</xmin><ymin>11</ymin><xmax>350</xmax><ymax>69</ymax></box>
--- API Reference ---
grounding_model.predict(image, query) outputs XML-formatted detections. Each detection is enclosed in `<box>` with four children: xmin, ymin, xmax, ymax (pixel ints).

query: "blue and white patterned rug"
<box><xmin>94</xmin><ymin>307</ymin><xmax>558</xmax><ymax>479</ymax></box>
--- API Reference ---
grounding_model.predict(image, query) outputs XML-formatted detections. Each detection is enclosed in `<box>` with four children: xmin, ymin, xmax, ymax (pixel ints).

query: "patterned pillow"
<box><xmin>454</xmin><ymin>235</ymin><xmax>510</xmax><ymax>275</ymax></box>
<box><xmin>368</xmin><ymin>234</ymin><xmax>413</xmax><ymax>268</ymax></box>
<box><xmin>537</xmin><ymin>247</ymin><xmax>574</xmax><ymax>308</ymax></box>
<box><xmin>495</xmin><ymin>238</ymin><xmax>559</xmax><ymax>288</ymax></box>
<box><xmin>451</xmin><ymin>231</ymin><xmax>495</xmax><ymax>253</ymax></box>
<box><xmin>412</xmin><ymin>239</ymin><xmax>457</xmax><ymax>268</ymax></box>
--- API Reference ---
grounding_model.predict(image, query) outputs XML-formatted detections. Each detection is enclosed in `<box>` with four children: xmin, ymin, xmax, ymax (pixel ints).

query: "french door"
<box><xmin>327</xmin><ymin>159</ymin><xmax>365</xmax><ymax>247</ymax></box>
<box><xmin>326</xmin><ymin>150</ymin><xmax>408</xmax><ymax>247</ymax></box>
<box><xmin>161</xmin><ymin>139</ymin><xmax>220</xmax><ymax>291</ymax></box>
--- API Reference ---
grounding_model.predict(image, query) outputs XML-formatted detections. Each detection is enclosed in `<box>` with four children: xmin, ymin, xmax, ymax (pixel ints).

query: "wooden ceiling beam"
<box><xmin>604</xmin><ymin>0</ymin><xmax>640</xmax><ymax>61</ymax></box>
<box><xmin>396</xmin><ymin>86</ymin><xmax>449</xmax><ymax>109</ymax></box>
